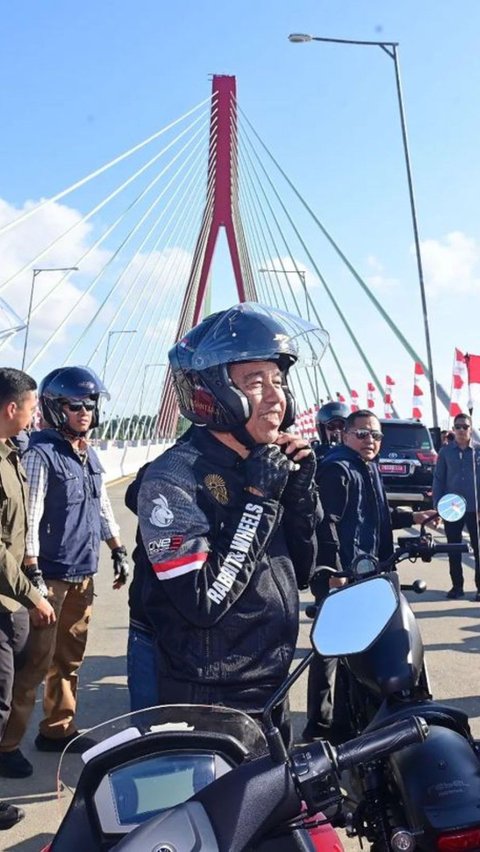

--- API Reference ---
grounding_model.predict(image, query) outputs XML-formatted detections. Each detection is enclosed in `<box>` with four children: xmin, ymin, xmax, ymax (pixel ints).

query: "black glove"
<box><xmin>282</xmin><ymin>448</ymin><xmax>316</xmax><ymax>505</ymax></box>
<box><xmin>244</xmin><ymin>444</ymin><xmax>296</xmax><ymax>500</ymax></box>
<box><xmin>24</xmin><ymin>565</ymin><xmax>49</xmax><ymax>599</ymax></box>
<box><xmin>310</xmin><ymin>567</ymin><xmax>336</xmax><ymax>602</ymax></box>
<box><xmin>111</xmin><ymin>546</ymin><xmax>130</xmax><ymax>585</ymax></box>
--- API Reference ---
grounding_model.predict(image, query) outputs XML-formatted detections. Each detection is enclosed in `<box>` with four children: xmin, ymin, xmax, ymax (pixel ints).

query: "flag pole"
<box><xmin>465</xmin><ymin>353</ymin><xmax>474</xmax><ymax>417</ymax></box>
<box><xmin>465</xmin><ymin>351</ymin><xmax>480</xmax><ymax>560</ymax></box>
<box><xmin>448</xmin><ymin>348</ymin><xmax>456</xmax><ymax>427</ymax></box>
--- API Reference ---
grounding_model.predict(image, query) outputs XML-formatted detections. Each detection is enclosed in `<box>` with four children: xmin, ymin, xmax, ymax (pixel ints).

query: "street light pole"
<box><xmin>288</xmin><ymin>33</ymin><xmax>439</xmax><ymax>427</ymax></box>
<box><xmin>102</xmin><ymin>329</ymin><xmax>137</xmax><ymax>384</ymax></box>
<box><xmin>21</xmin><ymin>266</ymin><xmax>78</xmax><ymax>370</ymax></box>
<box><xmin>138</xmin><ymin>363</ymin><xmax>167</xmax><ymax>417</ymax></box>
<box><xmin>258</xmin><ymin>267</ymin><xmax>310</xmax><ymax>318</ymax></box>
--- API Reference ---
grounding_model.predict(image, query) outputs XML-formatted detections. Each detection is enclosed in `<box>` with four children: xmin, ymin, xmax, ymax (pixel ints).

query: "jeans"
<box><xmin>127</xmin><ymin>625</ymin><xmax>160</xmax><ymax>712</ymax></box>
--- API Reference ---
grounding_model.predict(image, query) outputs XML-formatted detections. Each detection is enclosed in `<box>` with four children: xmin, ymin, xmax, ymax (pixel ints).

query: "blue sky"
<box><xmin>1</xmin><ymin>0</ymin><xmax>479</xmax><ymax>426</ymax></box>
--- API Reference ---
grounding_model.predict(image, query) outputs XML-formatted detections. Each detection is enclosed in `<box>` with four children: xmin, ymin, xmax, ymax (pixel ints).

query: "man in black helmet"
<box><xmin>303</xmin><ymin>398</ymin><xmax>350</xmax><ymax>744</ymax></box>
<box><xmin>0</xmin><ymin>367</ymin><xmax>130</xmax><ymax>776</ymax></box>
<box><xmin>314</xmin><ymin>400</ymin><xmax>349</xmax><ymax>463</ymax></box>
<box><xmin>138</xmin><ymin>303</ymin><xmax>327</xmax><ymax>742</ymax></box>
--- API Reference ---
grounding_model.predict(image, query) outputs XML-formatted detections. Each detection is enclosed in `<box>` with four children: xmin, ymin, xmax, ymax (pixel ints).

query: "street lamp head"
<box><xmin>288</xmin><ymin>33</ymin><xmax>313</xmax><ymax>43</ymax></box>
<box><xmin>33</xmin><ymin>266</ymin><xmax>79</xmax><ymax>274</ymax></box>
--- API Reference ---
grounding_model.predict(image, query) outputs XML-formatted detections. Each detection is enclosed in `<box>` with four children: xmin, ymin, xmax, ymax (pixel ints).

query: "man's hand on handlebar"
<box><xmin>329</xmin><ymin>575</ymin><xmax>348</xmax><ymax>589</ymax></box>
<box><xmin>413</xmin><ymin>509</ymin><xmax>439</xmax><ymax>527</ymax></box>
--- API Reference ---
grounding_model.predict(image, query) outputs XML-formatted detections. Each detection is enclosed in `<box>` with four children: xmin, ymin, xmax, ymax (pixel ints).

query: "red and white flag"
<box><xmin>450</xmin><ymin>349</ymin><xmax>468</xmax><ymax>418</ymax></box>
<box><xmin>350</xmin><ymin>389</ymin><xmax>359</xmax><ymax>413</ymax></box>
<box><xmin>295</xmin><ymin>409</ymin><xmax>305</xmax><ymax>437</ymax></box>
<box><xmin>384</xmin><ymin>375</ymin><xmax>395</xmax><ymax>419</ymax></box>
<box><xmin>336</xmin><ymin>392</ymin><xmax>346</xmax><ymax>403</ymax></box>
<box><xmin>466</xmin><ymin>353</ymin><xmax>480</xmax><ymax>412</ymax></box>
<box><xmin>299</xmin><ymin>407</ymin><xmax>315</xmax><ymax>440</ymax></box>
<box><xmin>367</xmin><ymin>382</ymin><xmax>376</xmax><ymax>410</ymax></box>
<box><xmin>412</xmin><ymin>362</ymin><xmax>425</xmax><ymax>419</ymax></box>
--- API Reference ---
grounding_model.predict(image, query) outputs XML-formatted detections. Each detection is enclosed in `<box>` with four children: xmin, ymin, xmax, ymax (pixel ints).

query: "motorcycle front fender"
<box><xmin>389</xmin><ymin>725</ymin><xmax>480</xmax><ymax>843</ymax></box>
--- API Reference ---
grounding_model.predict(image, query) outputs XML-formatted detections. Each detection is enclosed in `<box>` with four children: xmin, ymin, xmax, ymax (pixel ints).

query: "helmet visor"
<box><xmin>188</xmin><ymin>302</ymin><xmax>329</xmax><ymax>371</ymax></box>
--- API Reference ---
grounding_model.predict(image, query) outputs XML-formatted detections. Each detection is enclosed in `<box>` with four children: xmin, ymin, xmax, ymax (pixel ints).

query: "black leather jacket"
<box><xmin>125</xmin><ymin>462</ymin><xmax>153</xmax><ymax>634</ymax></box>
<box><xmin>138</xmin><ymin>426</ymin><xmax>318</xmax><ymax>712</ymax></box>
<box><xmin>314</xmin><ymin>445</ymin><xmax>413</xmax><ymax>579</ymax></box>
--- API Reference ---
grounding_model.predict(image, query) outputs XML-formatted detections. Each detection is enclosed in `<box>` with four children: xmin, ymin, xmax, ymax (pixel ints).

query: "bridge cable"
<box><xmin>237</xmin><ymin>139</ymin><xmax>332</xmax><ymax>401</ymax></box>
<box><xmin>237</xmin><ymin>103</ymin><xmax>440</xmax><ymax>395</ymax></box>
<box><xmin>26</xmin><ymin>122</ymin><xmax>211</xmax><ymax>370</ymax></box>
<box><xmin>237</xmin><ymin>139</ymin><xmax>329</xmax><ymax>406</ymax></box>
<box><xmin>0</xmin><ymin>109</ymin><xmax>213</xmax><ymax>312</ymax></box>
<box><xmin>102</xmin><ymin>161</ymin><xmax>217</xmax><ymax>439</ymax></box>
<box><xmin>65</xmin><ymin>127</ymin><xmax>213</xmax><ymax>363</ymax></box>
<box><xmin>0</xmin><ymin>94</ymin><xmax>214</xmax><ymax>240</ymax></box>
<box><xmin>237</xmin><ymin>110</ymin><xmax>391</xmax><ymax>411</ymax></box>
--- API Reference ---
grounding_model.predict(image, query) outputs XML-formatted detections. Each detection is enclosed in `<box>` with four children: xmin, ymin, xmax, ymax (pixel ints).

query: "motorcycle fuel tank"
<box><xmin>346</xmin><ymin>593</ymin><xmax>423</xmax><ymax>697</ymax></box>
<box><xmin>389</xmin><ymin>725</ymin><xmax>480</xmax><ymax>841</ymax></box>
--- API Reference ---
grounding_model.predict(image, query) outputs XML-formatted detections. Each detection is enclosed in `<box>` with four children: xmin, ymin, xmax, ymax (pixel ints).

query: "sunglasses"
<box><xmin>64</xmin><ymin>400</ymin><xmax>96</xmax><ymax>412</ymax></box>
<box><xmin>454</xmin><ymin>423</ymin><xmax>470</xmax><ymax>430</ymax></box>
<box><xmin>348</xmin><ymin>428</ymin><xmax>383</xmax><ymax>441</ymax></box>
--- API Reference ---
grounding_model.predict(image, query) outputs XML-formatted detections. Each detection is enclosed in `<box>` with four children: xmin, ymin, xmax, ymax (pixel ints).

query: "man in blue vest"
<box><xmin>0</xmin><ymin>367</ymin><xmax>130</xmax><ymax>778</ymax></box>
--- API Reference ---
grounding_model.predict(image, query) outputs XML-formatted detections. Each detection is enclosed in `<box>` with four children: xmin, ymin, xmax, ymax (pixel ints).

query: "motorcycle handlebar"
<box><xmin>431</xmin><ymin>543</ymin><xmax>469</xmax><ymax>555</ymax></box>
<box><xmin>335</xmin><ymin>716</ymin><xmax>428</xmax><ymax>772</ymax></box>
<box><xmin>393</xmin><ymin>537</ymin><xmax>470</xmax><ymax>564</ymax></box>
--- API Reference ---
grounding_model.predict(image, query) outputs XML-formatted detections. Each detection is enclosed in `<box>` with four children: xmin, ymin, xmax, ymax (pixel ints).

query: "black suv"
<box><xmin>378</xmin><ymin>418</ymin><xmax>437</xmax><ymax>509</ymax></box>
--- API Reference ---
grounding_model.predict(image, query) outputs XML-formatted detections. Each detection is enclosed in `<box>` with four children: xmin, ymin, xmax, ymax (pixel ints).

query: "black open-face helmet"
<box><xmin>316</xmin><ymin>400</ymin><xmax>349</xmax><ymax>441</ymax></box>
<box><xmin>169</xmin><ymin>302</ymin><xmax>329</xmax><ymax>434</ymax></box>
<box><xmin>39</xmin><ymin>366</ymin><xmax>109</xmax><ymax>432</ymax></box>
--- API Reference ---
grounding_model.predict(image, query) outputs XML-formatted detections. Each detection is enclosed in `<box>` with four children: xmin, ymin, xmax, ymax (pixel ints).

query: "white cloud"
<box><xmin>365</xmin><ymin>255</ymin><xmax>400</xmax><ymax>291</ymax></box>
<box><xmin>0</xmin><ymin>197</ymin><xmax>113</xmax><ymax>360</ymax></box>
<box><xmin>420</xmin><ymin>231</ymin><xmax>480</xmax><ymax>295</ymax></box>
<box><xmin>0</xmin><ymin>197</ymin><xmax>111</xmax><ymax>287</ymax></box>
<box><xmin>0</xmin><ymin>198</ymin><xmax>193</xmax><ymax>375</ymax></box>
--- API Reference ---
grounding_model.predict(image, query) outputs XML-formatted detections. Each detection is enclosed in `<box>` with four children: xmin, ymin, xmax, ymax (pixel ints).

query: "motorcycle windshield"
<box><xmin>56</xmin><ymin>704</ymin><xmax>267</xmax><ymax>824</ymax></box>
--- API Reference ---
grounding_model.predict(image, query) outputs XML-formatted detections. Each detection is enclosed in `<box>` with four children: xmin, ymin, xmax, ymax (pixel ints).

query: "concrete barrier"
<box><xmin>92</xmin><ymin>438</ymin><xmax>174</xmax><ymax>482</ymax></box>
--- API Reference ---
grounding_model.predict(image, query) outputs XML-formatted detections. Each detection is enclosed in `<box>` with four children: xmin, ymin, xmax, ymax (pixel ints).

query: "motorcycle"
<box><xmin>311</xmin><ymin>492</ymin><xmax>480</xmax><ymax>852</ymax></box>
<box><xmin>42</xmin><ymin>579</ymin><xmax>427</xmax><ymax>851</ymax></box>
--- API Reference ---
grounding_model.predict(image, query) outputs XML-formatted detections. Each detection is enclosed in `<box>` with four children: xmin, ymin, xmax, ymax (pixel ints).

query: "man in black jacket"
<box><xmin>125</xmin><ymin>462</ymin><xmax>161</xmax><ymax>712</ymax></box>
<box><xmin>303</xmin><ymin>409</ymin><xmax>435</xmax><ymax>743</ymax></box>
<box><xmin>138</xmin><ymin>304</ymin><xmax>326</xmax><ymax>743</ymax></box>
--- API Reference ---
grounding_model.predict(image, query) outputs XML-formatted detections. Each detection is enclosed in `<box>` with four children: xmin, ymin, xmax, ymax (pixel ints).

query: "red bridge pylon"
<box><xmin>157</xmin><ymin>75</ymin><xmax>256</xmax><ymax>438</ymax></box>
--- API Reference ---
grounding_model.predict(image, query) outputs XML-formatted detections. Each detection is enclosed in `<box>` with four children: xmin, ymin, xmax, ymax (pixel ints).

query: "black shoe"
<box><xmin>0</xmin><ymin>749</ymin><xmax>33</xmax><ymax>778</ymax></box>
<box><xmin>446</xmin><ymin>587</ymin><xmax>464</xmax><ymax>599</ymax></box>
<box><xmin>0</xmin><ymin>800</ymin><xmax>25</xmax><ymax>830</ymax></box>
<box><xmin>35</xmin><ymin>731</ymin><xmax>97</xmax><ymax>753</ymax></box>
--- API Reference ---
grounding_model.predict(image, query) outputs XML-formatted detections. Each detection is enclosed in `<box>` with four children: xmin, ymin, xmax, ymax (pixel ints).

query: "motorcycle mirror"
<box><xmin>437</xmin><ymin>493</ymin><xmax>467</xmax><ymax>522</ymax></box>
<box><xmin>311</xmin><ymin>576</ymin><xmax>399</xmax><ymax>657</ymax></box>
<box><xmin>350</xmin><ymin>554</ymin><xmax>377</xmax><ymax>578</ymax></box>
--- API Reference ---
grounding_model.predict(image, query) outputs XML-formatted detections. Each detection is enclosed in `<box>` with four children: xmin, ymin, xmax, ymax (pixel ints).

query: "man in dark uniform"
<box><xmin>303</xmin><ymin>399</ymin><xmax>349</xmax><ymax>742</ymax></box>
<box><xmin>138</xmin><ymin>303</ymin><xmax>328</xmax><ymax>743</ymax></box>
<box><xmin>0</xmin><ymin>368</ymin><xmax>55</xmax><ymax>828</ymax></box>
<box><xmin>314</xmin><ymin>400</ymin><xmax>349</xmax><ymax>463</ymax></box>
<box><xmin>305</xmin><ymin>409</ymin><xmax>435</xmax><ymax>743</ymax></box>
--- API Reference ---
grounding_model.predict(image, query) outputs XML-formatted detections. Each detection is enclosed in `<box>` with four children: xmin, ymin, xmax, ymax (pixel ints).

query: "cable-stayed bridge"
<box><xmin>0</xmin><ymin>74</ymin><xmax>449</xmax><ymax>458</ymax></box>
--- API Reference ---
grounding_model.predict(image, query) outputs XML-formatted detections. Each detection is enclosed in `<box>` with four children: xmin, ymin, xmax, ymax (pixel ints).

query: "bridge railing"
<box><xmin>90</xmin><ymin>437</ymin><xmax>174</xmax><ymax>484</ymax></box>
